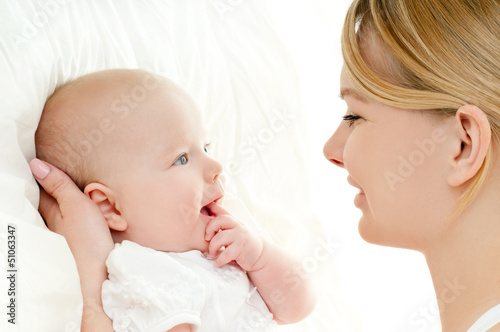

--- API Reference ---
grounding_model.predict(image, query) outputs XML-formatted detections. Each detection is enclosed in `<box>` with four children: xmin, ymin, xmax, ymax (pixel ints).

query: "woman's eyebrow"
<box><xmin>339</xmin><ymin>88</ymin><xmax>369</xmax><ymax>103</ymax></box>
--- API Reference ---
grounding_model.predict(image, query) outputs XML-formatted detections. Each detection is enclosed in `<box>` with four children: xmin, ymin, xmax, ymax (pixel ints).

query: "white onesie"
<box><xmin>102</xmin><ymin>240</ymin><xmax>277</xmax><ymax>332</ymax></box>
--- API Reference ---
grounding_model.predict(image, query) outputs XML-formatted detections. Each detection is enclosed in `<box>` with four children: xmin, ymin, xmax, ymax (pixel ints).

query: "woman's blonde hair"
<box><xmin>342</xmin><ymin>0</ymin><xmax>500</xmax><ymax>221</ymax></box>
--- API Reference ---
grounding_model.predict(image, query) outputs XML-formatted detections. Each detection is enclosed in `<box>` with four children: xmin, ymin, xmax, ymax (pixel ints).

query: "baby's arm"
<box><xmin>205</xmin><ymin>203</ymin><xmax>317</xmax><ymax>324</ymax></box>
<box><xmin>168</xmin><ymin>324</ymin><xmax>191</xmax><ymax>331</ymax></box>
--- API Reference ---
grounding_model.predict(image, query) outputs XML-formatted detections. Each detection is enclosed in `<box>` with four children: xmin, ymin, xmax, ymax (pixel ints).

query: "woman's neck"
<box><xmin>424</xmin><ymin>190</ymin><xmax>500</xmax><ymax>331</ymax></box>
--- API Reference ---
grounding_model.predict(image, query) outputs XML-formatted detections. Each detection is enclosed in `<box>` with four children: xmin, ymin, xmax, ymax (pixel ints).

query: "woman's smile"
<box><xmin>353</xmin><ymin>189</ymin><xmax>366</xmax><ymax>208</ymax></box>
<box><xmin>347</xmin><ymin>176</ymin><xmax>366</xmax><ymax>208</ymax></box>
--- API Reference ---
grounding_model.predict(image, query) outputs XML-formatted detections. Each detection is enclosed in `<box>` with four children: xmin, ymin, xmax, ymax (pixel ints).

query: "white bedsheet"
<box><xmin>0</xmin><ymin>1</ymin><xmax>353</xmax><ymax>331</ymax></box>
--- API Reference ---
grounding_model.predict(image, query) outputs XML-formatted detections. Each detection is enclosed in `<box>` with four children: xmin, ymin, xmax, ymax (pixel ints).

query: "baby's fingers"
<box><xmin>205</xmin><ymin>215</ymin><xmax>238</xmax><ymax>241</ymax></box>
<box><xmin>214</xmin><ymin>244</ymin><xmax>239</xmax><ymax>267</ymax></box>
<box><xmin>206</xmin><ymin>202</ymin><xmax>230</xmax><ymax>217</ymax></box>
<box><xmin>208</xmin><ymin>228</ymin><xmax>235</xmax><ymax>259</ymax></box>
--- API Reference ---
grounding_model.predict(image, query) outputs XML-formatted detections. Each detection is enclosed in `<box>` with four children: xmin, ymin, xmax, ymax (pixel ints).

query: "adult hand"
<box><xmin>29</xmin><ymin>158</ymin><xmax>114</xmax><ymax>331</ymax></box>
<box><xmin>29</xmin><ymin>158</ymin><xmax>114</xmax><ymax>268</ymax></box>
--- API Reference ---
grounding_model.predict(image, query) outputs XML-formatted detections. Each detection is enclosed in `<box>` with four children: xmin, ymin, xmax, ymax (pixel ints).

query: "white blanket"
<box><xmin>0</xmin><ymin>1</ymin><xmax>352</xmax><ymax>331</ymax></box>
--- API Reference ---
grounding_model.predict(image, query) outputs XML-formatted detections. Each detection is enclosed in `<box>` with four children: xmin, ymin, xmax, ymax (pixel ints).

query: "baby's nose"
<box><xmin>205</xmin><ymin>158</ymin><xmax>223</xmax><ymax>183</ymax></box>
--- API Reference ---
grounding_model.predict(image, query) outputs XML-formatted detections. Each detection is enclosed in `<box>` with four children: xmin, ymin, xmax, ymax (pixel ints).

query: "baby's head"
<box><xmin>36</xmin><ymin>69</ymin><xmax>224</xmax><ymax>253</ymax></box>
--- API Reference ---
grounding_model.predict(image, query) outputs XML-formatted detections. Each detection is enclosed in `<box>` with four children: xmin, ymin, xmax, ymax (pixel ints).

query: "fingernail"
<box><xmin>29</xmin><ymin>158</ymin><xmax>50</xmax><ymax>180</ymax></box>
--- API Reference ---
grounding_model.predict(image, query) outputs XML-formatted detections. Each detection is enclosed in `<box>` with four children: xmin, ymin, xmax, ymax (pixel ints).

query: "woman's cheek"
<box><xmin>342</xmin><ymin>131</ymin><xmax>369</xmax><ymax>176</ymax></box>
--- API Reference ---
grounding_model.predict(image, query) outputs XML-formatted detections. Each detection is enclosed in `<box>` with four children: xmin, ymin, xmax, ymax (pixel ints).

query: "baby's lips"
<box><xmin>200</xmin><ymin>206</ymin><xmax>216</xmax><ymax>224</ymax></box>
<box><xmin>205</xmin><ymin>201</ymin><xmax>227</xmax><ymax>217</ymax></box>
<box><xmin>214</xmin><ymin>195</ymin><xmax>224</xmax><ymax>206</ymax></box>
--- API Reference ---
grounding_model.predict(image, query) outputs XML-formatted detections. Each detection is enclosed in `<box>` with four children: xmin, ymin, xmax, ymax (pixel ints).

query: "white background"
<box><xmin>268</xmin><ymin>1</ymin><xmax>441</xmax><ymax>331</ymax></box>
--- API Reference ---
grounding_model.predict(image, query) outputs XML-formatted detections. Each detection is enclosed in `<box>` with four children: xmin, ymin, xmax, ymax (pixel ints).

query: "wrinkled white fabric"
<box><xmin>0</xmin><ymin>0</ymin><xmax>348</xmax><ymax>331</ymax></box>
<box><xmin>102</xmin><ymin>241</ymin><xmax>277</xmax><ymax>332</ymax></box>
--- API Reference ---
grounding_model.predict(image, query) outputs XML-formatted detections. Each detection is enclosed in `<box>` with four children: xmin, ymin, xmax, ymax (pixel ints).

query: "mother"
<box><xmin>323</xmin><ymin>0</ymin><xmax>500</xmax><ymax>330</ymax></box>
<box><xmin>31</xmin><ymin>0</ymin><xmax>500</xmax><ymax>330</ymax></box>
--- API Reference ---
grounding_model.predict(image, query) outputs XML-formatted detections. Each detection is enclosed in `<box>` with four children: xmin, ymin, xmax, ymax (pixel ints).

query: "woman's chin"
<box><xmin>358</xmin><ymin>219</ymin><xmax>383</xmax><ymax>245</ymax></box>
<box><xmin>358</xmin><ymin>216</ymin><xmax>398</xmax><ymax>246</ymax></box>
<box><xmin>358</xmin><ymin>218</ymin><xmax>423</xmax><ymax>250</ymax></box>
<box><xmin>357</xmin><ymin>216</ymin><xmax>377</xmax><ymax>242</ymax></box>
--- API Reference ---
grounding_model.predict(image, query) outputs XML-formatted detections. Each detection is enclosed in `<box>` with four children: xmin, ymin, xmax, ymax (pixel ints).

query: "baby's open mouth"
<box><xmin>200</xmin><ymin>205</ymin><xmax>213</xmax><ymax>217</ymax></box>
<box><xmin>200</xmin><ymin>195</ymin><xmax>223</xmax><ymax>217</ymax></box>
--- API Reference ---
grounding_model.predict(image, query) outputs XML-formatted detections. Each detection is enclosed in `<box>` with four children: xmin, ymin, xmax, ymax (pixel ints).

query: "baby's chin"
<box><xmin>114</xmin><ymin>236</ymin><xmax>209</xmax><ymax>254</ymax></box>
<box><xmin>170</xmin><ymin>239</ymin><xmax>210</xmax><ymax>254</ymax></box>
<box><xmin>198</xmin><ymin>240</ymin><xmax>210</xmax><ymax>255</ymax></box>
<box><xmin>161</xmin><ymin>242</ymin><xmax>209</xmax><ymax>254</ymax></box>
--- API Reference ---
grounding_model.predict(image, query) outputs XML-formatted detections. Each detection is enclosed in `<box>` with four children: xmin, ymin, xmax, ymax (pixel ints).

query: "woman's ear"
<box><xmin>84</xmin><ymin>183</ymin><xmax>128</xmax><ymax>232</ymax></box>
<box><xmin>447</xmin><ymin>105</ymin><xmax>491</xmax><ymax>187</ymax></box>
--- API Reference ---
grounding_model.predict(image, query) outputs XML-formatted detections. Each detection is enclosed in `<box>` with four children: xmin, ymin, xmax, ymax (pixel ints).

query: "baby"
<box><xmin>35</xmin><ymin>69</ymin><xmax>315</xmax><ymax>332</ymax></box>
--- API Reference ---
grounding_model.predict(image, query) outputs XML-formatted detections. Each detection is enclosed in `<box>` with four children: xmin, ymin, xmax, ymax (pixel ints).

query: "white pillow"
<box><xmin>0</xmin><ymin>0</ymin><xmax>347</xmax><ymax>330</ymax></box>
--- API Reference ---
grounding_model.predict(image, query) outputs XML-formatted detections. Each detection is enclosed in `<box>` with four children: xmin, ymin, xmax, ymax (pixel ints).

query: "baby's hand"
<box><xmin>204</xmin><ymin>203</ymin><xmax>264</xmax><ymax>271</ymax></box>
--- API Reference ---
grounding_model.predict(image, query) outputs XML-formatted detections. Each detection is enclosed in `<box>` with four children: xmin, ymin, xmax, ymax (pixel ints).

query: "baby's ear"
<box><xmin>84</xmin><ymin>183</ymin><xmax>128</xmax><ymax>232</ymax></box>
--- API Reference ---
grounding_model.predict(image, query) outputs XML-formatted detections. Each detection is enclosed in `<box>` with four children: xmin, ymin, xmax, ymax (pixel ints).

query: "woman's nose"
<box><xmin>323</xmin><ymin>124</ymin><xmax>347</xmax><ymax>168</ymax></box>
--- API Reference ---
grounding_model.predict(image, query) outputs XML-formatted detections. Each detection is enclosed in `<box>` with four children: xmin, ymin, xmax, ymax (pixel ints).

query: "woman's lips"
<box><xmin>347</xmin><ymin>176</ymin><xmax>365</xmax><ymax>207</ymax></box>
<box><xmin>354</xmin><ymin>190</ymin><xmax>365</xmax><ymax>208</ymax></box>
<box><xmin>347</xmin><ymin>176</ymin><xmax>364</xmax><ymax>192</ymax></box>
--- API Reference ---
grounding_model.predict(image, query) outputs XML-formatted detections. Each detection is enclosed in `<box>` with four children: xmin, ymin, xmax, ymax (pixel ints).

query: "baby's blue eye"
<box><xmin>174</xmin><ymin>154</ymin><xmax>188</xmax><ymax>165</ymax></box>
<box><xmin>204</xmin><ymin>144</ymin><xmax>211</xmax><ymax>154</ymax></box>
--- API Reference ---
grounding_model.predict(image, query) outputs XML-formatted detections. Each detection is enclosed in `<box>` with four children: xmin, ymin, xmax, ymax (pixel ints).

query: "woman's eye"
<box><xmin>173</xmin><ymin>154</ymin><xmax>188</xmax><ymax>165</ymax></box>
<box><xmin>342</xmin><ymin>114</ymin><xmax>361</xmax><ymax>127</ymax></box>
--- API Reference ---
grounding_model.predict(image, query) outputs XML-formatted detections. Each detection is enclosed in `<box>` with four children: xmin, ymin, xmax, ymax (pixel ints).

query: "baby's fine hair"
<box><xmin>35</xmin><ymin>69</ymin><xmax>164</xmax><ymax>190</ymax></box>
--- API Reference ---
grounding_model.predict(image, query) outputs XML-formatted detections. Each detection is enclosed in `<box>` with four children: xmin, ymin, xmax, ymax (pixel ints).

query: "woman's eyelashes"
<box><xmin>342</xmin><ymin>114</ymin><xmax>361</xmax><ymax>127</ymax></box>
